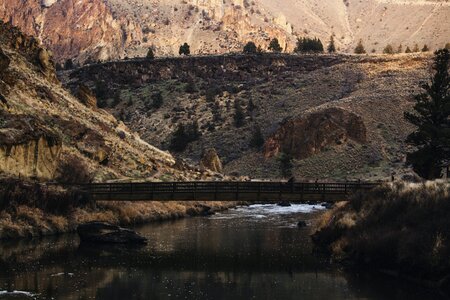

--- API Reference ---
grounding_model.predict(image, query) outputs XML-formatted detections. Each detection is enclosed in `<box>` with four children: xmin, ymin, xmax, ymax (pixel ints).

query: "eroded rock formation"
<box><xmin>264</xmin><ymin>108</ymin><xmax>367</xmax><ymax>160</ymax></box>
<box><xmin>200</xmin><ymin>148</ymin><xmax>222</xmax><ymax>173</ymax></box>
<box><xmin>0</xmin><ymin>113</ymin><xmax>62</xmax><ymax>179</ymax></box>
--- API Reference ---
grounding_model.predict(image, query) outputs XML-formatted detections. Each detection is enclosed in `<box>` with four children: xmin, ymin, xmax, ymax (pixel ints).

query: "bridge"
<box><xmin>83</xmin><ymin>181</ymin><xmax>380</xmax><ymax>203</ymax></box>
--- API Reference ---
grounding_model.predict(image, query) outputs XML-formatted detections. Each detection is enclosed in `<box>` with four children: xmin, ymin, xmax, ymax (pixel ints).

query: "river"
<box><xmin>0</xmin><ymin>204</ymin><xmax>444</xmax><ymax>299</ymax></box>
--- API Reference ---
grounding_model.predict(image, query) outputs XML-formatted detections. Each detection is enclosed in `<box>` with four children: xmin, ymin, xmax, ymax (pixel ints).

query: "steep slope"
<box><xmin>0</xmin><ymin>20</ymin><xmax>218</xmax><ymax>182</ymax></box>
<box><xmin>66</xmin><ymin>53</ymin><xmax>430</xmax><ymax>180</ymax></box>
<box><xmin>1</xmin><ymin>0</ymin><xmax>448</xmax><ymax>63</ymax></box>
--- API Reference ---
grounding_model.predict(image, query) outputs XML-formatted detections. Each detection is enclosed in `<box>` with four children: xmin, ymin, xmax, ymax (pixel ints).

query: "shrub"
<box><xmin>151</xmin><ymin>92</ymin><xmax>163</xmax><ymax>109</ymax></box>
<box><xmin>179</xmin><ymin>43</ymin><xmax>190</xmax><ymax>56</ymax></box>
<box><xmin>268</xmin><ymin>38</ymin><xmax>283</xmax><ymax>52</ymax></box>
<box><xmin>312</xmin><ymin>181</ymin><xmax>450</xmax><ymax>282</ymax></box>
<box><xmin>56</xmin><ymin>156</ymin><xmax>93</xmax><ymax>184</ymax></box>
<box><xmin>243</xmin><ymin>41</ymin><xmax>257</xmax><ymax>54</ymax></box>
<box><xmin>354</xmin><ymin>39</ymin><xmax>366</xmax><ymax>54</ymax></box>
<box><xmin>278</xmin><ymin>152</ymin><xmax>293</xmax><ymax>178</ymax></box>
<box><xmin>249</xmin><ymin>125</ymin><xmax>264</xmax><ymax>148</ymax></box>
<box><xmin>168</xmin><ymin>121</ymin><xmax>200</xmax><ymax>152</ymax></box>
<box><xmin>233</xmin><ymin>99</ymin><xmax>245</xmax><ymax>127</ymax></box>
<box><xmin>146</xmin><ymin>48</ymin><xmax>155</xmax><ymax>59</ymax></box>
<box><xmin>383</xmin><ymin>44</ymin><xmax>394</xmax><ymax>54</ymax></box>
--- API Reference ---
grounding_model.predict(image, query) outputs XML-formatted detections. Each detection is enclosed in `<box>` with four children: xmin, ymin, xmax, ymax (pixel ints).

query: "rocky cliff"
<box><xmin>0</xmin><ymin>21</ymin><xmax>219</xmax><ymax>182</ymax></box>
<box><xmin>263</xmin><ymin>108</ymin><xmax>367</xmax><ymax>160</ymax></box>
<box><xmin>1</xmin><ymin>0</ymin><xmax>448</xmax><ymax>63</ymax></box>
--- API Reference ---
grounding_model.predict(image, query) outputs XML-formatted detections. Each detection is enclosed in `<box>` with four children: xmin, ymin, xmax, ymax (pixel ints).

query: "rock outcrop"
<box><xmin>0</xmin><ymin>47</ymin><xmax>10</xmax><ymax>71</ymax></box>
<box><xmin>77</xmin><ymin>84</ymin><xmax>97</xmax><ymax>109</ymax></box>
<box><xmin>77</xmin><ymin>222</ymin><xmax>147</xmax><ymax>244</ymax></box>
<box><xmin>264</xmin><ymin>108</ymin><xmax>367</xmax><ymax>160</ymax></box>
<box><xmin>0</xmin><ymin>112</ymin><xmax>62</xmax><ymax>179</ymax></box>
<box><xmin>199</xmin><ymin>148</ymin><xmax>223</xmax><ymax>173</ymax></box>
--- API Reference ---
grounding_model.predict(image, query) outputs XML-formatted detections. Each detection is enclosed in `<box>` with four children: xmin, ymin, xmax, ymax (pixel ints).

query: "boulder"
<box><xmin>297</xmin><ymin>220</ymin><xmax>307</xmax><ymax>228</ymax></box>
<box><xmin>277</xmin><ymin>201</ymin><xmax>291</xmax><ymax>207</ymax></box>
<box><xmin>199</xmin><ymin>148</ymin><xmax>222</xmax><ymax>173</ymax></box>
<box><xmin>77</xmin><ymin>222</ymin><xmax>147</xmax><ymax>244</ymax></box>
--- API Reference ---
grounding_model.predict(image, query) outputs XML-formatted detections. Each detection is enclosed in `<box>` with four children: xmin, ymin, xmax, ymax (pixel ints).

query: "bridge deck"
<box><xmin>84</xmin><ymin>181</ymin><xmax>379</xmax><ymax>203</ymax></box>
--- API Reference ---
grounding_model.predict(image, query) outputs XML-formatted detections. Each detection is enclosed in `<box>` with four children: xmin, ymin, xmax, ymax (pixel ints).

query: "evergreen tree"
<box><xmin>413</xmin><ymin>43</ymin><xmax>420</xmax><ymax>52</ymax></box>
<box><xmin>268</xmin><ymin>38</ymin><xmax>283</xmax><ymax>53</ymax></box>
<box><xmin>397</xmin><ymin>44</ymin><xmax>403</xmax><ymax>54</ymax></box>
<box><xmin>446</xmin><ymin>43</ymin><xmax>450</xmax><ymax>50</ymax></box>
<box><xmin>243</xmin><ymin>41</ymin><xmax>257</xmax><ymax>54</ymax></box>
<box><xmin>234</xmin><ymin>99</ymin><xmax>245</xmax><ymax>127</ymax></box>
<box><xmin>405</xmin><ymin>46</ymin><xmax>412</xmax><ymax>53</ymax></box>
<box><xmin>354</xmin><ymin>39</ymin><xmax>366</xmax><ymax>54</ymax></box>
<box><xmin>383</xmin><ymin>44</ymin><xmax>394</xmax><ymax>54</ymax></box>
<box><xmin>169</xmin><ymin>121</ymin><xmax>201</xmax><ymax>152</ymax></box>
<box><xmin>278</xmin><ymin>152</ymin><xmax>293</xmax><ymax>178</ymax></box>
<box><xmin>249</xmin><ymin>125</ymin><xmax>264</xmax><ymax>148</ymax></box>
<box><xmin>294</xmin><ymin>37</ymin><xmax>324</xmax><ymax>53</ymax></box>
<box><xmin>146</xmin><ymin>47</ymin><xmax>155</xmax><ymax>59</ymax></box>
<box><xmin>404</xmin><ymin>49</ymin><xmax>450</xmax><ymax>179</ymax></box>
<box><xmin>179</xmin><ymin>43</ymin><xmax>191</xmax><ymax>56</ymax></box>
<box><xmin>64</xmin><ymin>59</ymin><xmax>74</xmax><ymax>70</ymax></box>
<box><xmin>422</xmin><ymin>44</ymin><xmax>430</xmax><ymax>52</ymax></box>
<box><xmin>327</xmin><ymin>35</ymin><xmax>336</xmax><ymax>53</ymax></box>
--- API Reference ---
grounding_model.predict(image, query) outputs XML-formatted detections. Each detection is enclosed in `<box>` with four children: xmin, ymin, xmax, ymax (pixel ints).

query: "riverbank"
<box><xmin>312</xmin><ymin>180</ymin><xmax>450</xmax><ymax>290</ymax></box>
<box><xmin>0</xmin><ymin>178</ymin><xmax>239</xmax><ymax>240</ymax></box>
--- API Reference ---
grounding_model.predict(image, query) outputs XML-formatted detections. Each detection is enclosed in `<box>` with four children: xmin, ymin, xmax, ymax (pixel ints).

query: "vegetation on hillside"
<box><xmin>312</xmin><ymin>181</ymin><xmax>450</xmax><ymax>286</ymax></box>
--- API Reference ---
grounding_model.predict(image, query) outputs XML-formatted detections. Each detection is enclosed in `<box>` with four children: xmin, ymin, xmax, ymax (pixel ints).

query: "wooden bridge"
<box><xmin>83</xmin><ymin>181</ymin><xmax>380</xmax><ymax>203</ymax></box>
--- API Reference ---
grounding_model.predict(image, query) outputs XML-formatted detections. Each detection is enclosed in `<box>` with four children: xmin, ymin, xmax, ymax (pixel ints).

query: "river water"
<box><xmin>0</xmin><ymin>204</ymin><xmax>445</xmax><ymax>300</ymax></box>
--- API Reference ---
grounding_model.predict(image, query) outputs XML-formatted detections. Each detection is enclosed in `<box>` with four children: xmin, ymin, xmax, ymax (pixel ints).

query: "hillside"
<box><xmin>65</xmin><ymin>53</ymin><xmax>431</xmax><ymax>180</ymax></box>
<box><xmin>1</xmin><ymin>0</ymin><xmax>448</xmax><ymax>63</ymax></box>
<box><xmin>0</xmin><ymin>20</ymin><xmax>222</xmax><ymax>183</ymax></box>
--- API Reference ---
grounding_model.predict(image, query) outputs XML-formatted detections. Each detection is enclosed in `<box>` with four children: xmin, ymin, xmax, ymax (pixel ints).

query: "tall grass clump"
<box><xmin>312</xmin><ymin>181</ymin><xmax>450</xmax><ymax>284</ymax></box>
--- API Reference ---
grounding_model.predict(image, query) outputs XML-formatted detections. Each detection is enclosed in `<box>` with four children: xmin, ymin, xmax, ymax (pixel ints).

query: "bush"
<box><xmin>179</xmin><ymin>43</ymin><xmax>190</xmax><ymax>56</ymax></box>
<box><xmin>151</xmin><ymin>92</ymin><xmax>163</xmax><ymax>109</ymax></box>
<box><xmin>146</xmin><ymin>48</ymin><xmax>155</xmax><ymax>59</ymax></box>
<box><xmin>249</xmin><ymin>125</ymin><xmax>264</xmax><ymax>148</ymax></box>
<box><xmin>383</xmin><ymin>44</ymin><xmax>394</xmax><ymax>54</ymax></box>
<box><xmin>56</xmin><ymin>156</ymin><xmax>92</xmax><ymax>184</ymax></box>
<box><xmin>243</xmin><ymin>41</ymin><xmax>257</xmax><ymax>54</ymax></box>
<box><xmin>233</xmin><ymin>99</ymin><xmax>245</xmax><ymax>127</ymax></box>
<box><xmin>354</xmin><ymin>39</ymin><xmax>366</xmax><ymax>54</ymax></box>
<box><xmin>168</xmin><ymin>121</ymin><xmax>200</xmax><ymax>152</ymax></box>
<box><xmin>268</xmin><ymin>38</ymin><xmax>282</xmax><ymax>52</ymax></box>
<box><xmin>312</xmin><ymin>181</ymin><xmax>450</xmax><ymax>282</ymax></box>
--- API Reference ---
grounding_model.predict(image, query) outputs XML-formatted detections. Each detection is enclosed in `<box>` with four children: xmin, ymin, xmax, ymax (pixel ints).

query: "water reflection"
<box><xmin>0</xmin><ymin>204</ymin><xmax>445</xmax><ymax>299</ymax></box>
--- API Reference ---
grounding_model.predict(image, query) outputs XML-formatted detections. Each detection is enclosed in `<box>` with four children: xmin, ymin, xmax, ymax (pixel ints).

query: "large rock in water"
<box><xmin>77</xmin><ymin>222</ymin><xmax>147</xmax><ymax>244</ymax></box>
<box><xmin>199</xmin><ymin>148</ymin><xmax>223</xmax><ymax>173</ymax></box>
<box><xmin>264</xmin><ymin>107</ymin><xmax>367</xmax><ymax>160</ymax></box>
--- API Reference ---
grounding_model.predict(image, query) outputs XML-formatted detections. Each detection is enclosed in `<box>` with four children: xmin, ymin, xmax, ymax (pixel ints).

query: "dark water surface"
<box><xmin>0</xmin><ymin>204</ymin><xmax>445</xmax><ymax>300</ymax></box>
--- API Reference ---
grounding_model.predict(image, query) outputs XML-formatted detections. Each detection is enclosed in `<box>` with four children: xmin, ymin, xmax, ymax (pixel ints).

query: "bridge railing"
<box><xmin>81</xmin><ymin>181</ymin><xmax>379</xmax><ymax>196</ymax></box>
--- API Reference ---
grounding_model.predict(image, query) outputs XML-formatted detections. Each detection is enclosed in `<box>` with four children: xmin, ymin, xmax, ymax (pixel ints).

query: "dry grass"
<box><xmin>312</xmin><ymin>180</ymin><xmax>450</xmax><ymax>282</ymax></box>
<box><xmin>0</xmin><ymin>179</ymin><xmax>237</xmax><ymax>239</ymax></box>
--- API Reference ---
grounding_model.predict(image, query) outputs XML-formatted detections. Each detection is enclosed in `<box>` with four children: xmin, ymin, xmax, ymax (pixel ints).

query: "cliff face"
<box><xmin>263</xmin><ymin>108</ymin><xmax>367</xmax><ymax>160</ymax></box>
<box><xmin>1</xmin><ymin>0</ymin><xmax>449</xmax><ymax>63</ymax></box>
<box><xmin>0</xmin><ymin>21</ymin><xmax>219</xmax><ymax>182</ymax></box>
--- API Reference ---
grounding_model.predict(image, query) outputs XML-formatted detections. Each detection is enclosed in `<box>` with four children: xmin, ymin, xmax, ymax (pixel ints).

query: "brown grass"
<box><xmin>312</xmin><ymin>180</ymin><xmax>450</xmax><ymax>282</ymax></box>
<box><xmin>0</xmin><ymin>178</ymin><xmax>237</xmax><ymax>239</ymax></box>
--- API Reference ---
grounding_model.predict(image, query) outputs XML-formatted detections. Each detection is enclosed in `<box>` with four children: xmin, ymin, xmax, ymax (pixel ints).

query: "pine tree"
<box><xmin>146</xmin><ymin>48</ymin><xmax>155</xmax><ymax>59</ymax></box>
<box><xmin>268</xmin><ymin>38</ymin><xmax>283</xmax><ymax>53</ymax></box>
<box><xmin>243</xmin><ymin>41</ymin><xmax>257</xmax><ymax>54</ymax></box>
<box><xmin>404</xmin><ymin>49</ymin><xmax>450</xmax><ymax>179</ymax></box>
<box><xmin>294</xmin><ymin>37</ymin><xmax>324</xmax><ymax>53</ymax></box>
<box><xmin>249</xmin><ymin>125</ymin><xmax>265</xmax><ymax>148</ymax></box>
<box><xmin>405</xmin><ymin>46</ymin><xmax>412</xmax><ymax>53</ymax></box>
<box><xmin>446</xmin><ymin>43</ymin><xmax>450</xmax><ymax>50</ymax></box>
<box><xmin>278</xmin><ymin>152</ymin><xmax>293</xmax><ymax>178</ymax></box>
<box><xmin>179</xmin><ymin>43</ymin><xmax>191</xmax><ymax>56</ymax></box>
<box><xmin>327</xmin><ymin>35</ymin><xmax>336</xmax><ymax>53</ymax></box>
<box><xmin>422</xmin><ymin>44</ymin><xmax>430</xmax><ymax>52</ymax></box>
<box><xmin>397</xmin><ymin>44</ymin><xmax>403</xmax><ymax>54</ymax></box>
<box><xmin>413</xmin><ymin>43</ymin><xmax>420</xmax><ymax>52</ymax></box>
<box><xmin>234</xmin><ymin>99</ymin><xmax>245</xmax><ymax>127</ymax></box>
<box><xmin>354</xmin><ymin>39</ymin><xmax>366</xmax><ymax>54</ymax></box>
